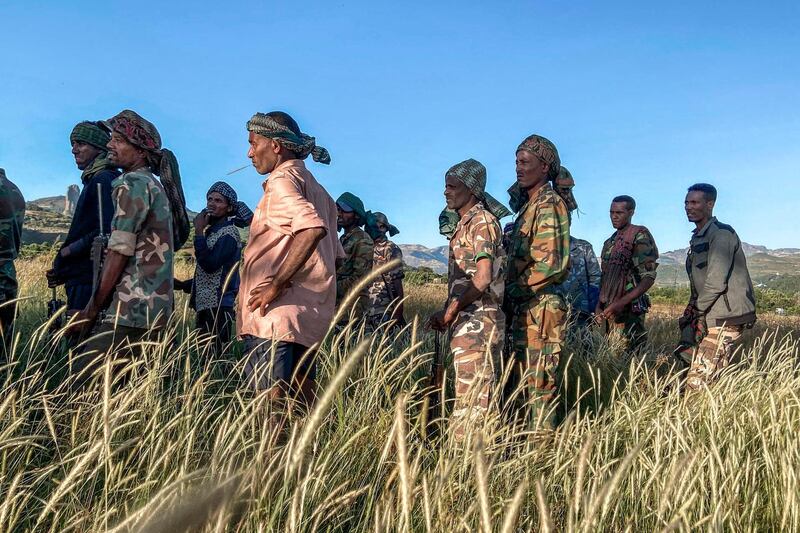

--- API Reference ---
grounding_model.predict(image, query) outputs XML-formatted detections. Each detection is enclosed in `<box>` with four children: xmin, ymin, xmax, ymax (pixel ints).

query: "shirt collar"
<box><xmin>454</xmin><ymin>202</ymin><xmax>485</xmax><ymax>236</ymax></box>
<box><xmin>693</xmin><ymin>217</ymin><xmax>716</xmax><ymax>237</ymax></box>
<box><xmin>261</xmin><ymin>158</ymin><xmax>306</xmax><ymax>189</ymax></box>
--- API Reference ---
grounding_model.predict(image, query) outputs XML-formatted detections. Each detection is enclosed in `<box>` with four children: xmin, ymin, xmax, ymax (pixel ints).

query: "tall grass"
<box><xmin>1</xmin><ymin>254</ymin><xmax>799</xmax><ymax>531</ymax></box>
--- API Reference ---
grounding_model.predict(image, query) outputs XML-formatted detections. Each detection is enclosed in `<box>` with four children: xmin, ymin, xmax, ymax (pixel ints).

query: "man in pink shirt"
<box><xmin>239</xmin><ymin>111</ymin><xmax>340</xmax><ymax>408</ymax></box>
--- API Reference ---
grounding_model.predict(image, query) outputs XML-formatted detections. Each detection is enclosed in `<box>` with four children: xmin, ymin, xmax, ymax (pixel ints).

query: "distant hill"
<box><xmin>398</xmin><ymin>244</ymin><xmax>448</xmax><ymax>274</ymax></box>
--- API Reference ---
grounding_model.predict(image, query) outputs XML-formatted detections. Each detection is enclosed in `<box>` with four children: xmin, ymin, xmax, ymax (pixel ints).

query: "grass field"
<box><xmin>2</xmin><ymin>254</ymin><xmax>800</xmax><ymax>531</ymax></box>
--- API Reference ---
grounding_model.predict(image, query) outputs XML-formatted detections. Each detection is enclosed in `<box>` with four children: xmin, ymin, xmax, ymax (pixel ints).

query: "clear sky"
<box><xmin>1</xmin><ymin>0</ymin><xmax>798</xmax><ymax>253</ymax></box>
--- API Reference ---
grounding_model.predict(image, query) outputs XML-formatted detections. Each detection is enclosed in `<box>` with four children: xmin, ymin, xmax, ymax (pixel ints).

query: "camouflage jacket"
<box><xmin>0</xmin><ymin>169</ymin><xmax>25</xmax><ymax>298</ymax></box>
<box><xmin>367</xmin><ymin>238</ymin><xmax>404</xmax><ymax>314</ymax></box>
<box><xmin>505</xmin><ymin>183</ymin><xmax>570</xmax><ymax>304</ymax></box>
<box><xmin>105</xmin><ymin>169</ymin><xmax>174</xmax><ymax>329</ymax></box>
<box><xmin>562</xmin><ymin>237</ymin><xmax>602</xmax><ymax>315</ymax></box>
<box><xmin>600</xmin><ymin>225</ymin><xmax>658</xmax><ymax>312</ymax></box>
<box><xmin>336</xmin><ymin>226</ymin><xmax>374</xmax><ymax>302</ymax></box>
<box><xmin>449</xmin><ymin>203</ymin><xmax>506</xmax><ymax>321</ymax></box>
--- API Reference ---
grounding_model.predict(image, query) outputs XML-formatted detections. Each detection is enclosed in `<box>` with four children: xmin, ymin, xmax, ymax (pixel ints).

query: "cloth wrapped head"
<box><xmin>516</xmin><ymin>134</ymin><xmax>561</xmax><ymax>181</ymax></box>
<box><xmin>207</xmin><ymin>181</ymin><xmax>254</xmax><ymax>228</ymax></box>
<box><xmin>366</xmin><ymin>211</ymin><xmax>399</xmax><ymax>240</ymax></box>
<box><xmin>246</xmin><ymin>112</ymin><xmax>331</xmax><ymax>164</ymax></box>
<box><xmin>102</xmin><ymin>109</ymin><xmax>191</xmax><ymax>248</ymax></box>
<box><xmin>445</xmin><ymin>158</ymin><xmax>511</xmax><ymax>220</ymax></box>
<box><xmin>70</xmin><ymin>121</ymin><xmax>111</xmax><ymax>152</ymax></box>
<box><xmin>438</xmin><ymin>208</ymin><xmax>460</xmax><ymax>240</ymax></box>
<box><xmin>554</xmin><ymin>166</ymin><xmax>578</xmax><ymax>212</ymax></box>
<box><xmin>336</xmin><ymin>192</ymin><xmax>367</xmax><ymax>225</ymax></box>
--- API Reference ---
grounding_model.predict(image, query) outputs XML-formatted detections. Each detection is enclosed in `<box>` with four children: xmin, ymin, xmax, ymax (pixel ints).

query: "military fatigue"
<box><xmin>0</xmin><ymin>169</ymin><xmax>25</xmax><ymax>352</ymax></box>
<box><xmin>448</xmin><ymin>203</ymin><xmax>505</xmax><ymax>435</ymax></box>
<box><xmin>599</xmin><ymin>226</ymin><xmax>658</xmax><ymax>353</ymax></box>
<box><xmin>336</xmin><ymin>226</ymin><xmax>373</xmax><ymax>314</ymax></box>
<box><xmin>105</xmin><ymin>169</ymin><xmax>175</xmax><ymax>329</ymax></box>
<box><xmin>562</xmin><ymin>237</ymin><xmax>601</xmax><ymax>323</ymax></box>
<box><xmin>367</xmin><ymin>237</ymin><xmax>404</xmax><ymax>328</ymax></box>
<box><xmin>505</xmin><ymin>183</ymin><xmax>570</xmax><ymax>429</ymax></box>
<box><xmin>678</xmin><ymin>325</ymin><xmax>743</xmax><ymax>390</ymax></box>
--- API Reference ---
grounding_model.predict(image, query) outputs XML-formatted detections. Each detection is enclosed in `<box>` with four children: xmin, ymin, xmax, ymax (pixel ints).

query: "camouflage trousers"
<box><xmin>507</xmin><ymin>293</ymin><xmax>567</xmax><ymax>430</ymax></box>
<box><xmin>602</xmin><ymin>312</ymin><xmax>647</xmax><ymax>355</ymax></box>
<box><xmin>679</xmin><ymin>325</ymin><xmax>744</xmax><ymax>390</ymax></box>
<box><xmin>449</xmin><ymin>309</ymin><xmax>503</xmax><ymax>438</ymax></box>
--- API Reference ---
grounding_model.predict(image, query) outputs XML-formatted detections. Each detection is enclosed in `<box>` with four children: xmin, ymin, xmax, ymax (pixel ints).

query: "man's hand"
<box><xmin>194</xmin><ymin>211</ymin><xmax>210</xmax><ymax>234</ymax></box>
<box><xmin>600</xmin><ymin>300</ymin><xmax>625</xmax><ymax>321</ymax></box>
<box><xmin>426</xmin><ymin>310</ymin><xmax>447</xmax><ymax>331</ymax></box>
<box><xmin>60</xmin><ymin>247</ymin><xmax>72</xmax><ymax>258</ymax></box>
<box><xmin>46</xmin><ymin>268</ymin><xmax>61</xmax><ymax>288</ymax></box>
<box><xmin>65</xmin><ymin>308</ymin><xmax>97</xmax><ymax>337</ymax></box>
<box><xmin>247</xmin><ymin>279</ymin><xmax>287</xmax><ymax>316</ymax></box>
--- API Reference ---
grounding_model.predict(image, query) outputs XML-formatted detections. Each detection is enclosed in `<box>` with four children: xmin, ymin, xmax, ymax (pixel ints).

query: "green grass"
<box><xmin>1</xmin><ymin>254</ymin><xmax>799</xmax><ymax>531</ymax></box>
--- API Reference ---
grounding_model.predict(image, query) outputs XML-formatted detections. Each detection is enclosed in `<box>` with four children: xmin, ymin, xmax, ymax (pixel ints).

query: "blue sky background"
<box><xmin>1</xmin><ymin>0</ymin><xmax>798</xmax><ymax>254</ymax></box>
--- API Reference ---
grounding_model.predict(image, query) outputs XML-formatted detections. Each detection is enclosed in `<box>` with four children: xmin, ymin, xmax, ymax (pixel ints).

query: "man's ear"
<box><xmin>707</xmin><ymin>199</ymin><xmax>716</xmax><ymax>210</ymax></box>
<box><xmin>271</xmin><ymin>139</ymin><xmax>282</xmax><ymax>154</ymax></box>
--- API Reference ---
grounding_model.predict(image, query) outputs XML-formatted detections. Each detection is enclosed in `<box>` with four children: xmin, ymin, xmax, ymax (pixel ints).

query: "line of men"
<box><xmin>0</xmin><ymin>110</ymin><xmax>756</xmax><ymax>435</ymax></box>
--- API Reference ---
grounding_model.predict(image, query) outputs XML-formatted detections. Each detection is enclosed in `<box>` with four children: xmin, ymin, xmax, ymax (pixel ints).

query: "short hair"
<box><xmin>612</xmin><ymin>195</ymin><xmax>636</xmax><ymax>211</ymax></box>
<box><xmin>265</xmin><ymin>111</ymin><xmax>301</xmax><ymax>136</ymax></box>
<box><xmin>687</xmin><ymin>183</ymin><xmax>717</xmax><ymax>201</ymax></box>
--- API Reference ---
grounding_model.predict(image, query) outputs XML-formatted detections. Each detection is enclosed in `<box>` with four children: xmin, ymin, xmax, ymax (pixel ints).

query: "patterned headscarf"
<box><xmin>516</xmin><ymin>134</ymin><xmax>561</xmax><ymax>180</ymax></box>
<box><xmin>445</xmin><ymin>159</ymin><xmax>511</xmax><ymax>220</ymax></box>
<box><xmin>207</xmin><ymin>181</ymin><xmax>254</xmax><ymax>228</ymax></box>
<box><xmin>103</xmin><ymin>110</ymin><xmax>191</xmax><ymax>248</ymax></box>
<box><xmin>366</xmin><ymin>211</ymin><xmax>399</xmax><ymax>239</ymax></box>
<box><xmin>70</xmin><ymin>121</ymin><xmax>110</xmax><ymax>151</ymax></box>
<box><xmin>438</xmin><ymin>208</ymin><xmax>460</xmax><ymax>240</ymax></box>
<box><xmin>554</xmin><ymin>166</ymin><xmax>578</xmax><ymax>212</ymax></box>
<box><xmin>246</xmin><ymin>113</ymin><xmax>331</xmax><ymax>164</ymax></box>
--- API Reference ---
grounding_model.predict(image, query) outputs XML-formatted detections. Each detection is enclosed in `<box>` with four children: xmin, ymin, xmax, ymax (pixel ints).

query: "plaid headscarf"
<box><xmin>246</xmin><ymin>113</ymin><xmax>331</xmax><ymax>164</ymax></box>
<box><xmin>70</xmin><ymin>121</ymin><xmax>110</xmax><ymax>151</ymax></box>
<box><xmin>103</xmin><ymin>110</ymin><xmax>191</xmax><ymax>248</ymax></box>
<box><xmin>554</xmin><ymin>166</ymin><xmax>578</xmax><ymax>212</ymax></box>
<box><xmin>207</xmin><ymin>181</ymin><xmax>254</xmax><ymax>228</ymax></box>
<box><xmin>517</xmin><ymin>134</ymin><xmax>561</xmax><ymax>180</ymax></box>
<box><xmin>445</xmin><ymin>159</ymin><xmax>511</xmax><ymax>220</ymax></box>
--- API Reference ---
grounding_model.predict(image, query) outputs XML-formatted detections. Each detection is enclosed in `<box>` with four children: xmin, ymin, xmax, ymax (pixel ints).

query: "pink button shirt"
<box><xmin>237</xmin><ymin>159</ymin><xmax>343</xmax><ymax>348</ymax></box>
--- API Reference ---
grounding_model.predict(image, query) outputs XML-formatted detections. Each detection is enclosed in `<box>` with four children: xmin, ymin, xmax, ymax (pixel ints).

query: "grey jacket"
<box><xmin>686</xmin><ymin>217</ymin><xmax>756</xmax><ymax>327</ymax></box>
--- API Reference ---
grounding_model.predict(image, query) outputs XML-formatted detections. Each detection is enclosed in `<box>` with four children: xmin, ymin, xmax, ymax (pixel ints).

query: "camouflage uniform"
<box><xmin>448</xmin><ymin>203</ymin><xmax>506</xmax><ymax>432</ymax></box>
<box><xmin>366</xmin><ymin>237</ymin><xmax>404</xmax><ymax>329</ymax></box>
<box><xmin>562</xmin><ymin>237</ymin><xmax>601</xmax><ymax>324</ymax></box>
<box><xmin>599</xmin><ymin>227</ymin><xmax>658</xmax><ymax>353</ymax></box>
<box><xmin>505</xmin><ymin>182</ymin><xmax>570</xmax><ymax>429</ymax></box>
<box><xmin>0</xmin><ymin>169</ymin><xmax>25</xmax><ymax>352</ymax></box>
<box><xmin>336</xmin><ymin>226</ymin><xmax>374</xmax><ymax>314</ymax></box>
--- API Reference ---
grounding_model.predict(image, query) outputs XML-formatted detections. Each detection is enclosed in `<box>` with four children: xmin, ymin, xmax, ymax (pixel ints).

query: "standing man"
<box><xmin>505</xmin><ymin>134</ymin><xmax>570</xmax><ymax>430</ymax></box>
<box><xmin>365</xmin><ymin>211</ymin><xmax>406</xmax><ymax>330</ymax></box>
<box><xmin>428</xmin><ymin>159</ymin><xmax>509</xmax><ymax>438</ymax></box>
<box><xmin>47</xmin><ymin>121</ymin><xmax>118</xmax><ymax>313</ymax></box>
<box><xmin>0</xmin><ymin>169</ymin><xmax>25</xmax><ymax>354</ymax></box>
<box><xmin>596</xmin><ymin>196</ymin><xmax>659</xmax><ymax>353</ymax></box>
<box><xmin>677</xmin><ymin>183</ymin><xmax>756</xmax><ymax>390</ymax></box>
<box><xmin>239</xmin><ymin>111</ymin><xmax>339</xmax><ymax>409</ymax></box>
<box><xmin>335</xmin><ymin>192</ymin><xmax>374</xmax><ymax>316</ymax></box>
<box><xmin>66</xmin><ymin>110</ymin><xmax>186</xmax><ymax>387</ymax></box>
<box><xmin>552</xmin><ymin>167</ymin><xmax>601</xmax><ymax>328</ymax></box>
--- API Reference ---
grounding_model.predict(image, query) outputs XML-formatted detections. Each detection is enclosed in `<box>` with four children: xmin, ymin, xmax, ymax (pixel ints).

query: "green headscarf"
<box><xmin>445</xmin><ymin>159</ymin><xmax>511</xmax><ymax>220</ymax></box>
<box><xmin>336</xmin><ymin>192</ymin><xmax>368</xmax><ymax>225</ymax></box>
<box><xmin>70</xmin><ymin>121</ymin><xmax>110</xmax><ymax>151</ymax></box>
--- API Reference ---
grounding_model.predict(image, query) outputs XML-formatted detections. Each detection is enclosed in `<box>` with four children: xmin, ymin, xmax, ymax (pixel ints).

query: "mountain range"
<box><xmin>21</xmin><ymin>196</ymin><xmax>800</xmax><ymax>289</ymax></box>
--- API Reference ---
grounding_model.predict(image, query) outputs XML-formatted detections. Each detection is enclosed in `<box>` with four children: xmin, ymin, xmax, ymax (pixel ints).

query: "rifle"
<box><xmin>425</xmin><ymin>330</ymin><xmax>445</xmax><ymax>438</ymax></box>
<box><xmin>46</xmin><ymin>287</ymin><xmax>65</xmax><ymax>331</ymax></box>
<box><xmin>90</xmin><ymin>183</ymin><xmax>109</xmax><ymax>313</ymax></box>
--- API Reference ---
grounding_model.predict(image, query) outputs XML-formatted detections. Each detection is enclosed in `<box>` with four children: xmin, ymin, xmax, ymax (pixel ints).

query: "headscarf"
<box><xmin>336</xmin><ymin>192</ymin><xmax>367</xmax><ymax>224</ymax></box>
<box><xmin>445</xmin><ymin>159</ymin><xmax>511</xmax><ymax>220</ymax></box>
<box><xmin>438</xmin><ymin>208</ymin><xmax>460</xmax><ymax>240</ymax></box>
<box><xmin>70</xmin><ymin>121</ymin><xmax>110</xmax><ymax>151</ymax></box>
<box><xmin>554</xmin><ymin>166</ymin><xmax>578</xmax><ymax>212</ymax></box>
<box><xmin>207</xmin><ymin>181</ymin><xmax>254</xmax><ymax>228</ymax></box>
<box><xmin>516</xmin><ymin>134</ymin><xmax>560</xmax><ymax>180</ymax></box>
<box><xmin>246</xmin><ymin>113</ymin><xmax>331</xmax><ymax>164</ymax></box>
<box><xmin>102</xmin><ymin>110</ymin><xmax>191</xmax><ymax>248</ymax></box>
<box><xmin>366</xmin><ymin>211</ymin><xmax>399</xmax><ymax>240</ymax></box>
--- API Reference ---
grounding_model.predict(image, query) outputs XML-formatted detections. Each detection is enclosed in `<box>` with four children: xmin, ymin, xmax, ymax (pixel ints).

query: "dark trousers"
<box><xmin>196</xmin><ymin>307</ymin><xmax>235</xmax><ymax>357</ymax></box>
<box><xmin>242</xmin><ymin>336</ymin><xmax>316</xmax><ymax>394</ymax></box>
<box><xmin>0</xmin><ymin>293</ymin><xmax>17</xmax><ymax>360</ymax></box>
<box><xmin>65</xmin><ymin>283</ymin><xmax>93</xmax><ymax>311</ymax></box>
<box><xmin>69</xmin><ymin>323</ymin><xmax>152</xmax><ymax>391</ymax></box>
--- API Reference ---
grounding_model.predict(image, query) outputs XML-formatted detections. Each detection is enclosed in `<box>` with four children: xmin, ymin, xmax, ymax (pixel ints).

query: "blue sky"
<box><xmin>1</xmin><ymin>0</ymin><xmax>798</xmax><ymax>253</ymax></box>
